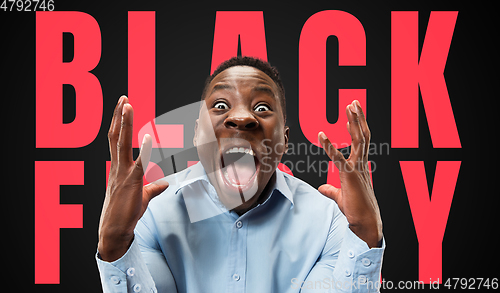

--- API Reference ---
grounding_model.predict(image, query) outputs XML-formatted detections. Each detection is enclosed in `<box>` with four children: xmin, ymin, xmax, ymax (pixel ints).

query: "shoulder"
<box><xmin>144</xmin><ymin>165</ymin><xmax>200</xmax><ymax>222</ymax></box>
<box><xmin>278</xmin><ymin>170</ymin><xmax>338</xmax><ymax>215</ymax></box>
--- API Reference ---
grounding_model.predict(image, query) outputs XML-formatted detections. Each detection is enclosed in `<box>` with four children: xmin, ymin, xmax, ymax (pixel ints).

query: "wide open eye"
<box><xmin>214</xmin><ymin>101</ymin><xmax>229</xmax><ymax>110</ymax></box>
<box><xmin>254</xmin><ymin>104</ymin><xmax>270</xmax><ymax>112</ymax></box>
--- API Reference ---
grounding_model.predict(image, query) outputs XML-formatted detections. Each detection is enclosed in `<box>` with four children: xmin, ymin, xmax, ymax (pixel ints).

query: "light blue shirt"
<box><xmin>96</xmin><ymin>162</ymin><xmax>385</xmax><ymax>292</ymax></box>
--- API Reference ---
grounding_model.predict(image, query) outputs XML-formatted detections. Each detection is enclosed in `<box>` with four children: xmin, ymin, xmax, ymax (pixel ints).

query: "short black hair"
<box><xmin>201</xmin><ymin>56</ymin><xmax>286</xmax><ymax>122</ymax></box>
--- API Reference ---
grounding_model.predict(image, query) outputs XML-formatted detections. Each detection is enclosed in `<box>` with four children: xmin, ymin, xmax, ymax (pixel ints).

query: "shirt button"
<box><xmin>236</xmin><ymin>221</ymin><xmax>243</xmax><ymax>229</ymax></box>
<box><xmin>133</xmin><ymin>283</ymin><xmax>142</xmax><ymax>292</ymax></box>
<box><xmin>358</xmin><ymin>275</ymin><xmax>367</xmax><ymax>284</ymax></box>
<box><xmin>110</xmin><ymin>276</ymin><xmax>121</xmax><ymax>284</ymax></box>
<box><xmin>348</xmin><ymin>250</ymin><xmax>355</xmax><ymax>258</ymax></box>
<box><xmin>344</xmin><ymin>269</ymin><xmax>351</xmax><ymax>277</ymax></box>
<box><xmin>361</xmin><ymin>257</ymin><xmax>371</xmax><ymax>267</ymax></box>
<box><xmin>127</xmin><ymin>267</ymin><xmax>135</xmax><ymax>277</ymax></box>
<box><xmin>233</xmin><ymin>274</ymin><xmax>240</xmax><ymax>281</ymax></box>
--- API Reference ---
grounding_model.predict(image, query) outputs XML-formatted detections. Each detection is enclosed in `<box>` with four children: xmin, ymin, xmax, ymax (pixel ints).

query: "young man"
<box><xmin>97</xmin><ymin>57</ymin><xmax>384</xmax><ymax>292</ymax></box>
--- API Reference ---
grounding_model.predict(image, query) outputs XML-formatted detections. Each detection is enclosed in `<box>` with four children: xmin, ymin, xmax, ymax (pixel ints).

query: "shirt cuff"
<box><xmin>332</xmin><ymin>226</ymin><xmax>386</xmax><ymax>293</ymax></box>
<box><xmin>96</xmin><ymin>239</ymin><xmax>157</xmax><ymax>293</ymax></box>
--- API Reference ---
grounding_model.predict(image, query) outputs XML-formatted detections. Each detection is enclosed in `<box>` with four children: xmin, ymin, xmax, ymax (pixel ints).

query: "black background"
<box><xmin>3</xmin><ymin>0</ymin><xmax>498</xmax><ymax>291</ymax></box>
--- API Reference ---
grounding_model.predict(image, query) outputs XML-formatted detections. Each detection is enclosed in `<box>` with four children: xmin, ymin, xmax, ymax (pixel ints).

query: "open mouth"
<box><xmin>219</xmin><ymin>145</ymin><xmax>260</xmax><ymax>194</ymax></box>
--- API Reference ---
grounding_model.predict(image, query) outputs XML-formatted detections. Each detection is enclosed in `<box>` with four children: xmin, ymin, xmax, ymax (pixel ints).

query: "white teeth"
<box><xmin>224</xmin><ymin>147</ymin><xmax>255</xmax><ymax>156</ymax></box>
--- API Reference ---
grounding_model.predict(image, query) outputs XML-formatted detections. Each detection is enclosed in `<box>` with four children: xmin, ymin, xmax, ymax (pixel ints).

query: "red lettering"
<box><xmin>299</xmin><ymin>10</ymin><xmax>366</xmax><ymax>148</ymax></box>
<box><xmin>129</xmin><ymin>11</ymin><xmax>156</xmax><ymax>148</ymax></box>
<box><xmin>211</xmin><ymin>11</ymin><xmax>268</xmax><ymax>73</ymax></box>
<box><xmin>35</xmin><ymin>161</ymin><xmax>84</xmax><ymax>284</ymax></box>
<box><xmin>138</xmin><ymin>122</ymin><xmax>184</xmax><ymax>149</ymax></box>
<box><xmin>298</xmin><ymin>10</ymin><xmax>368</xmax><ymax>188</ymax></box>
<box><xmin>391</xmin><ymin>11</ymin><xmax>460</xmax><ymax>148</ymax></box>
<box><xmin>400</xmin><ymin>161</ymin><xmax>461</xmax><ymax>283</ymax></box>
<box><xmin>36</xmin><ymin>12</ymin><xmax>102</xmax><ymax>148</ymax></box>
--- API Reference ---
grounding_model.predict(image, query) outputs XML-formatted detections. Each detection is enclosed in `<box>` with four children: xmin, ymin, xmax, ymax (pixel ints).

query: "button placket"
<box><xmin>110</xmin><ymin>276</ymin><xmax>121</xmax><ymax>285</ymax></box>
<box><xmin>227</xmin><ymin>217</ymin><xmax>247</xmax><ymax>291</ymax></box>
<box><xmin>361</xmin><ymin>257</ymin><xmax>371</xmax><ymax>267</ymax></box>
<box><xmin>133</xmin><ymin>283</ymin><xmax>142</xmax><ymax>292</ymax></box>
<box><xmin>127</xmin><ymin>267</ymin><xmax>135</xmax><ymax>277</ymax></box>
<box><xmin>344</xmin><ymin>269</ymin><xmax>351</xmax><ymax>277</ymax></box>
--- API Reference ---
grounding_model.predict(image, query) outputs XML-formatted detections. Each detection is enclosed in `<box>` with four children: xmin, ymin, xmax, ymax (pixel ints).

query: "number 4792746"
<box><xmin>443</xmin><ymin>278</ymin><xmax>499</xmax><ymax>290</ymax></box>
<box><xmin>1</xmin><ymin>0</ymin><xmax>54</xmax><ymax>11</ymax></box>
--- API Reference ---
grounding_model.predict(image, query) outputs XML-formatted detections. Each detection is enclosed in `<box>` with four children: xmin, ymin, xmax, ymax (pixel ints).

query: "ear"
<box><xmin>283</xmin><ymin>126</ymin><xmax>290</xmax><ymax>153</ymax></box>
<box><xmin>193</xmin><ymin>119</ymin><xmax>199</xmax><ymax>146</ymax></box>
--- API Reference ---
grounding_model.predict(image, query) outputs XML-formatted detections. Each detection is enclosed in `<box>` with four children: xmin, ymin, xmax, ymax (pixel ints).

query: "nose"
<box><xmin>224</xmin><ymin>108</ymin><xmax>259</xmax><ymax>130</ymax></box>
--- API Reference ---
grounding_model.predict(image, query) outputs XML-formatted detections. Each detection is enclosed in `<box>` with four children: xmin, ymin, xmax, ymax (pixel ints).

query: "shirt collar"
<box><xmin>174</xmin><ymin>162</ymin><xmax>294</xmax><ymax>208</ymax></box>
<box><xmin>173</xmin><ymin>161</ymin><xmax>211</xmax><ymax>194</ymax></box>
<box><xmin>272</xmin><ymin>168</ymin><xmax>295</xmax><ymax>208</ymax></box>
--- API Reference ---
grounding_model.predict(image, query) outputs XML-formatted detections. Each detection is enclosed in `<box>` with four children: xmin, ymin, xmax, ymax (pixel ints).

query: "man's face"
<box><xmin>194</xmin><ymin>66</ymin><xmax>289</xmax><ymax>213</ymax></box>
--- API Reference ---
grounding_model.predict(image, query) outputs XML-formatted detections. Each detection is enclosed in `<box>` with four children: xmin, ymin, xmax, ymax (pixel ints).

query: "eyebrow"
<box><xmin>252</xmin><ymin>85</ymin><xmax>275</xmax><ymax>97</ymax></box>
<box><xmin>210</xmin><ymin>83</ymin><xmax>235</xmax><ymax>96</ymax></box>
<box><xmin>210</xmin><ymin>83</ymin><xmax>276</xmax><ymax>97</ymax></box>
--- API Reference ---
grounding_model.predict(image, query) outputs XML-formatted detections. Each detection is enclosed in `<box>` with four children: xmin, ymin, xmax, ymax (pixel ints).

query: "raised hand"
<box><xmin>318</xmin><ymin>100</ymin><xmax>382</xmax><ymax>248</ymax></box>
<box><xmin>98</xmin><ymin>96</ymin><xmax>169</xmax><ymax>261</ymax></box>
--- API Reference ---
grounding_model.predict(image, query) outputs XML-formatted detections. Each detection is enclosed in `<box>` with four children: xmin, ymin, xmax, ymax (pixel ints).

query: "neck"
<box><xmin>232</xmin><ymin>171</ymin><xmax>277</xmax><ymax>216</ymax></box>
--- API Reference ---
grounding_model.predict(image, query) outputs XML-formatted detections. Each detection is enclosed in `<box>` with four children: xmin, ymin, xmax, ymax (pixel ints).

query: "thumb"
<box><xmin>143</xmin><ymin>178</ymin><xmax>169</xmax><ymax>203</ymax></box>
<box><xmin>318</xmin><ymin>184</ymin><xmax>341</xmax><ymax>204</ymax></box>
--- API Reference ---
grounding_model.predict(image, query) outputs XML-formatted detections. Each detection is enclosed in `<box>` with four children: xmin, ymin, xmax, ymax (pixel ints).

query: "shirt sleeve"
<box><xmin>96</xmin><ymin>208</ymin><xmax>177</xmax><ymax>293</ymax></box>
<box><xmin>96</xmin><ymin>239</ymin><xmax>157</xmax><ymax>293</ymax></box>
<box><xmin>301</xmin><ymin>205</ymin><xmax>385</xmax><ymax>293</ymax></box>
